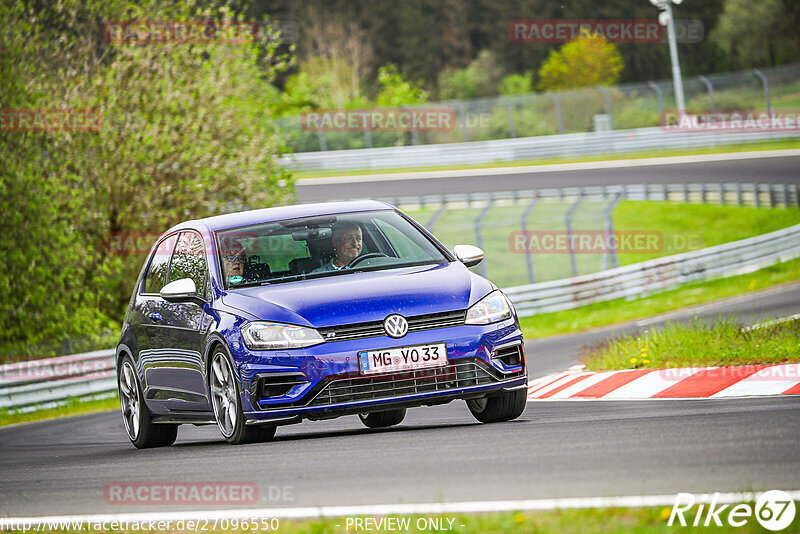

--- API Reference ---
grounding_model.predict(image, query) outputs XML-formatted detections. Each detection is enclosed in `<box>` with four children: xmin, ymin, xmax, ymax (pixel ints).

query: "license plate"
<box><xmin>358</xmin><ymin>343</ymin><xmax>448</xmax><ymax>375</ymax></box>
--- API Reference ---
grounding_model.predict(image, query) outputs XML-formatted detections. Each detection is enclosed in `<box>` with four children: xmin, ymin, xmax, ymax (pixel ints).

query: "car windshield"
<box><xmin>215</xmin><ymin>210</ymin><xmax>450</xmax><ymax>288</ymax></box>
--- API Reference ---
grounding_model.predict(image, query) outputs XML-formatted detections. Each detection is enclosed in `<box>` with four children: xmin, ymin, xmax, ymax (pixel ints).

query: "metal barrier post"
<box><xmin>737</xmin><ymin>183</ymin><xmax>743</xmax><ymax>206</ymax></box>
<box><xmin>565</xmin><ymin>195</ymin><xmax>583</xmax><ymax>278</ymax></box>
<box><xmin>452</xmin><ymin>101</ymin><xmax>470</xmax><ymax>142</ymax></box>
<box><xmin>474</xmin><ymin>200</ymin><xmax>494</xmax><ymax>278</ymax></box>
<box><xmin>698</xmin><ymin>76</ymin><xmax>716</xmax><ymax>112</ymax></box>
<box><xmin>502</xmin><ymin>98</ymin><xmax>517</xmax><ymax>138</ymax></box>
<box><xmin>521</xmin><ymin>197</ymin><xmax>540</xmax><ymax>283</ymax></box>
<box><xmin>753</xmin><ymin>69</ymin><xmax>772</xmax><ymax>116</ymax></box>
<box><xmin>598</xmin><ymin>86</ymin><xmax>614</xmax><ymax>128</ymax></box>
<box><xmin>602</xmin><ymin>194</ymin><xmax>623</xmax><ymax>270</ymax></box>
<box><xmin>648</xmin><ymin>81</ymin><xmax>665</xmax><ymax>120</ymax></box>
<box><xmin>426</xmin><ymin>203</ymin><xmax>447</xmax><ymax>231</ymax></box>
<box><xmin>361</xmin><ymin>112</ymin><xmax>373</xmax><ymax>149</ymax></box>
<box><xmin>547</xmin><ymin>92</ymin><xmax>565</xmax><ymax>134</ymax></box>
<box><xmin>317</xmin><ymin>126</ymin><xmax>328</xmax><ymax>151</ymax></box>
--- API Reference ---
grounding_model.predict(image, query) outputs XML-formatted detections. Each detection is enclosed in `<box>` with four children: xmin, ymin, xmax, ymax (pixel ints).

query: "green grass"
<box><xmin>292</xmin><ymin>139</ymin><xmax>800</xmax><ymax>178</ymax></box>
<box><xmin>519</xmin><ymin>257</ymin><xmax>800</xmax><ymax>340</ymax></box>
<box><xmin>0</xmin><ymin>395</ymin><xmax>120</xmax><ymax>427</ymax></box>
<box><xmin>581</xmin><ymin>316</ymin><xmax>800</xmax><ymax>372</ymax></box>
<box><xmin>13</xmin><ymin>506</ymin><xmax>798</xmax><ymax>533</ymax></box>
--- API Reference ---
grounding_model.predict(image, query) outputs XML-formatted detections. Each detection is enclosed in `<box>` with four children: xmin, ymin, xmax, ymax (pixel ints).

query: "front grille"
<box><xmin>317</xmin><ymin>309</ymin><xmax>466</xmax><ymax>342</ymax></box>
<box><xmin>307</xmin><ymin>357</ymin><xmax>521</xmax><ymax>407</ymax></box>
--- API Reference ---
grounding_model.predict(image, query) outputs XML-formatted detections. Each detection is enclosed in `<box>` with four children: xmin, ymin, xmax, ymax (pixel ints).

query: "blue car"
<box><xmin>116</xmin><ymin>201</ymin><xmax>527</xmax><ymax>447</ymax></box>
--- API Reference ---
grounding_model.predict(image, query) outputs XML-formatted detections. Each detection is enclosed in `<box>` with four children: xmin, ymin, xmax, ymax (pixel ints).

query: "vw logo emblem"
<box><xmin>383</xmin><ymin>314</ymin><xmax>408</xmax><ymax>338</ymax></box>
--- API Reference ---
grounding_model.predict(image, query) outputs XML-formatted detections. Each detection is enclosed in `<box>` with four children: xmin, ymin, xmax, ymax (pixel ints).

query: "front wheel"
<box><xmin>466</xmin><ymin>389</ymin><xmax>527</xmax><ymax>423</ymax></box>
<box><xmin>209</xmin><ymin>349</ymin><xmax>276</xmax><ymax>445</ymax></box>
<box><xmin>358</xmin><ymin>408</ymin><xmax>406</xmax><ymax>428</ymax></box>
<box><xmin>118</xmin><ymin>355</ymin><xmax>178</xmax><ymax>449</ymax></box>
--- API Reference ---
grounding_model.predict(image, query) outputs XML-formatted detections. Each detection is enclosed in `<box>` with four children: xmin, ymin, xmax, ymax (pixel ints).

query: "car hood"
<box><xmin>219</xmin><ymin>262</ymin><xmax>494</xmax><ymax>328</ymax></box>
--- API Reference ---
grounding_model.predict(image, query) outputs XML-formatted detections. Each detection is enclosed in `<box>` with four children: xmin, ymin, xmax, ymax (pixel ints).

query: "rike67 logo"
<box><xmin>668</xmin><ymin>491</ymin><xmax>796</xmax><ymax>531</ymax></box>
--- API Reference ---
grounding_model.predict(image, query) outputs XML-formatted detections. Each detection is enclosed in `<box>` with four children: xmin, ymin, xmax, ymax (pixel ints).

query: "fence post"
<box><xmin>426</xmin><ymin>202</ymin><xmax>447</xmax><ymax>231</ymax></box>
<box><xmin>565</xmin><ymin>194</ymin><xmax>583</xmax><ymax>278</ymax></box>
<box><xmin>648</xmin><ymin>81</ymin><xmax>665</xmax><ymax>121</ymax></box>
<box><xmin>547</xmin><ymin>92</ymin><xmax>565</xmax><ymax>134</ymax></box>
<box><xmin>598</xmin><ymin>86</ymin><xmax>614</xmax><ymax>128</ymax></box>
<box><xmin>521</xmin><ymin>197</ymin><xmax>540</xmax><ymax>283</ymax></box>
<box><xmin>698</xmin><ymin>76</ymin><xmax>716</xmax><ymax>113</ymax></box>
<box><xmin>501</xmin><ymin>98</ymin><xmax>517</xmax><ymax>138</ymax></box>
<box><xmin>737</xmin><ymin>182</ymin><xmax>743</xmax><ymax>206</ymax></box>
<box><xmin>452</xmin><ymin>101</ymin><xmax>470</xmax><ymax>142</ymax></box>
<box><xmin>474</xmin><ymin>200</ymin><xmax>494</xmax><ymax>278</ymax></box>
<box><xmin>602</xmin><ymin>194</ymin><xmax>623</xmax><ymax>270</ymax></box>
<box><xmin>753</xmin><ymin>69</ymin><xmax>772</xmax><ymax>116</ymax></box>
<box><xmin>719</xmin><ymin>183</ymin><xmax>725</xmax><ymax>205</ymax></box>
<box><xmin>317</xmin><ymin>125</ymin><xmax>328</xmax><ymax>151</ymax></box>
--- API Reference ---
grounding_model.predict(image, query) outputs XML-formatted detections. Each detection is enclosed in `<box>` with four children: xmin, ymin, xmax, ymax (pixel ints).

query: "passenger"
<box><xmin>312</xmin><ymin>221</ymin><xmax>363</xmax><ymax>272</ymax></box>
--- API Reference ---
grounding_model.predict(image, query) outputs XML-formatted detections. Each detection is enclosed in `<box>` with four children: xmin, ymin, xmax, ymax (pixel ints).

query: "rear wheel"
<box><xmin>209</xmin><ymin>349</ymin><xmax>276</xmax><ymax>445</ymax></box>
<box><xmin>358</xmin><ymin>408</ymin><xmax>406</xmax><ymax>428</ymax></box>
<box><xmin>466</xmin><ymin>389</ymin><xmax>527</xmax><ymax>423</ymax></box>
<box><xmin>118</xmin><ymin>356</ymin><xmax>178</xmax><ymax>449</ymax></box>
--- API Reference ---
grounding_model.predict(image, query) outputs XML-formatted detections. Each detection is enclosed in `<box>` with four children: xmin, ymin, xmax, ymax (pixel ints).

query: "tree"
<box><xmin>375</xmin><ymin>65</ymin><xmax>428</xmax><ymax>106</ymax></box>
<box><xmin>537</xmin><ymin>32</ymin><xmax>623</xmax><ymax>91</ymax></box>
<box><xmin>711</xmin><ymin>0</ymin><xmax>800</xmax><ymax>68</ymax></box>
<box><xmin>438</xmin><ymin>49</ymin><xmax>505</xmax><ymax>100</ymax></box>
<box><xmin>0</xmin><ymin>0</ymin><xmax>293</xmax><ymax>352</ymax></box>
<box><xmin>498</xmin><ymin>72</ymin><xmax>533</xmax><ymax>96</ymax></box>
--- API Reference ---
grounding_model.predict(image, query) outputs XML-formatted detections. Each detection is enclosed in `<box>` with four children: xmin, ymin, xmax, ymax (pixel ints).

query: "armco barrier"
<box><xmin>280</xmin><ymin>127</ymin><xmax>800</xmax><ymax>171</ymax></box>
<box><xmin>504</xmin><ymin>222</ymin><xmax>800</xmax><ymax>316</ymax></box>
<box><xmin>0</xmin><ymin>349</ymin><xmax>116</xmax><ymax>413</ymax></box>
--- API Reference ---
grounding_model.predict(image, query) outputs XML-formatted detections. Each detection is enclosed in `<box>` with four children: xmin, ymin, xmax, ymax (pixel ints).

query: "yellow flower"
<box><xmin>630</xmin><ymin>357</ymin><xmax>638</xmax><ymax>364</ymax></box>
<box><xmin>643</xmin><ymin>359</ymin><xmax>650</xmax><ymax>364</ymax></box>
<box><xmin>514</xmin><ymin>513</ymin><xmax>525</xmax><ymax>524</ymax></box>
<box><xmin>748</xmin><ymin>279</ymin><xmax>756</xmax><ymax>290</ymax></box>
<box><xmin>660</xmin><ymin>507</ymin><xmax>671</xmax><ymax>520</ymax></box>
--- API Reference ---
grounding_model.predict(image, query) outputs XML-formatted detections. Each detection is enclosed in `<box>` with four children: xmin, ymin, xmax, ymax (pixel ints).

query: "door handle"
<box><xmin>149</xmin><ymin>312</ymin><xmax>162</xmax><ymax>322</ymax></box>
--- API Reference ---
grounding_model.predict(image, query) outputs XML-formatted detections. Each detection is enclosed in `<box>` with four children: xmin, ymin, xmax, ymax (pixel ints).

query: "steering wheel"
<box><xmin>348</xmin><ymin>252</ymin><xmax>388</xmax><ymax>268</ymax></box>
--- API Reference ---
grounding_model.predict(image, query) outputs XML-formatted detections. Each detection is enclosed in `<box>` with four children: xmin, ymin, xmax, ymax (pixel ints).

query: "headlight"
<box><xmin>465</xmin><ymin>290</ymin><xmax>513</xmax><ymax>325</ymax></box>
<box><xmin>241</xmin><ymin>322</ymin><xmax>324</xmax><ymax>349</ymax></box>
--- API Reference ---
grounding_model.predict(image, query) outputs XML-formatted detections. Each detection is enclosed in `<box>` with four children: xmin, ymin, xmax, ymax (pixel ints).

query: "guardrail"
<box><xmin>0</xmin><ymin>350</ymin><xmax>116</xmax><ymax>413</ymax></box>
<box><xmin>504</xmin><ymin>222</ymin><xmax>800</xmax><ymax>316</ymax></box>
<box><xmin>280</xmin><ymin>127</ymin><xmax>800</xmax><ymax>171</ymax></box>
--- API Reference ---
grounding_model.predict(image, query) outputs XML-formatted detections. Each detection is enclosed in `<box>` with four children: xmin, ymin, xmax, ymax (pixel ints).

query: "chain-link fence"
<box><xmin>275</xmin><ymin>63</ymin><xmax>800</xmax><ymax>153</ymax></box>
<box><xmin>384</xmin><ymin>183</ymin><xmax>800</xmax><ymax>289</ymax></box>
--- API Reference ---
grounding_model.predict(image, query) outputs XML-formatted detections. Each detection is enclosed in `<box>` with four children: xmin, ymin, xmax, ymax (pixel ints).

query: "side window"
<box><xmin>144</xmin><ymin>234</ymin><xmax>178</xmax><ymax>293</ymax></box>
<box><xmin>168</xmin><ymin>231</ymin><xmax>208</xmax><ymax>298</ymax></box>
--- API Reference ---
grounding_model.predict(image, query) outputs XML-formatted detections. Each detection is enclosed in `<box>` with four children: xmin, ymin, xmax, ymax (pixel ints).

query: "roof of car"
<box><xmin>170</xmin><ymin>200</ymin><xmax>395</xmax><ymax>233</ymax></box>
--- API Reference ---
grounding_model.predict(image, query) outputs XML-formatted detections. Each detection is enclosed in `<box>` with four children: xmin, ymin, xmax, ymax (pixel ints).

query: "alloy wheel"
<box><xmin>119</xmin><ymin>361</ymin><xmax>140</xmax><ymax>441</ymax></box>
<box><xmin>210</xmin><ymin>352</ymin><xmax>239</xmax><ymax>438</ymax></box>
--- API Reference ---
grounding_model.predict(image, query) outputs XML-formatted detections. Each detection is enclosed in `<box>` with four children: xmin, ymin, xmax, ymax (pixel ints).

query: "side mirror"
<box><xmin>159</xmin><ymin>278</ymin><xmax>204</xmax><ymax>305</ymax></box>
<box><xmin>453</xmin><ymin>244</ymin><xmax>484</xmax><ymax>268</ymax></box>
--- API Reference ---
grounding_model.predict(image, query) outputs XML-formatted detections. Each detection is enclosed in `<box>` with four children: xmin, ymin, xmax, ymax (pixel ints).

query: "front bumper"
<box><xmin>231</xmin><ymin>318</ymin><xmax>526</xmax><ymax>423</ymax></box>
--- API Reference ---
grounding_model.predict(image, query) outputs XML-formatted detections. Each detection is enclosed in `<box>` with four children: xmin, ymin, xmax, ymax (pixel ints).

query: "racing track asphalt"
<box><xmin>1</xmin><ymin>283</ymin><xmax>799</xmax><ymax>517</ymax></box>
<box><xmin>296</xmin><ymin>152</ymin><xmax>800</xmax><ymax>202</ymax></box>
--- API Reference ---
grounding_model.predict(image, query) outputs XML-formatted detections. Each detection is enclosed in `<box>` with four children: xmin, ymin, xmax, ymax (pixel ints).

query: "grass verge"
<box><xmin>580</xmin><ymin>316</ymin><xmax>800</xmax><ymax>371</ymax></box>
<box><xmin>292</xmin><ymin>139</ymin><xmax>800</xmax><ymax>178</ymax></box>
<box><xmin>0</xmin><ymin>395</ymin><xmax>119</xmax><ymax>428</ymax></box>
<box><xmin>8</xmin><ymin>506</ymin><xmax>797</xmax><ymax>533</ymax></box>
<box><xmin>519</xmin><ymin>257</ymin><xmax>800</xmax><ymax>340</ymax></box>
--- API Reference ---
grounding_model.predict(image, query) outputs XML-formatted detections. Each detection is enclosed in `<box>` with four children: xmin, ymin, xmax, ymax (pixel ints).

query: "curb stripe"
<box><xmin>536</xmin><ymin>374</ymin><xmax>593</xmax><ymax>399</ymax></box>
<box><xmin>782</xmin><ymin>382</ymin><xmax>800</xmax><ymax>395</ymax></box>
<box><xmin>653</xmin><ymin>365</ymin><xmax>770</xmax><ymax>398</ymax></box>
<box><xmin>571</xmin><ymin>369</ymin><xmax>652</xmax><ymax>398</ymax></box>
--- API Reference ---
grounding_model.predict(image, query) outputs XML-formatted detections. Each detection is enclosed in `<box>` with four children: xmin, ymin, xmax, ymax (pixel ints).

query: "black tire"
<box><xmin>209</xmin><ymin>348</ymin><xmax>276</xmax><ymax>445</ymax></box>
<box><xmin>118</xmin><ymin>355</ymin><xmax>178</xmax><ymax>449</ymax></box>
<box><xmin>358</xmin><ymin>408</ymin><xmax>407</xmax><ymax>428</ymax></box>
<box><xmin>466</xmin><ymin>389</ymin><xmax>527</xmax><ymax>423</ymax></box>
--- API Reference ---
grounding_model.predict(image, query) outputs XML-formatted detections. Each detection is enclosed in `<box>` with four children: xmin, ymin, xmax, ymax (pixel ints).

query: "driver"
<box><xmin>312</xmin><ymin>221</ymin><xmax>362</xmax><ymax>273</ymax></box>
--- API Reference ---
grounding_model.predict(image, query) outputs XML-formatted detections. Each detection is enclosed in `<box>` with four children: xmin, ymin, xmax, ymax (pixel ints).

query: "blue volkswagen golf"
<box><xmin>116</xmin><ymin>201</ymin><xmax>527</xmax><ymax>447</ymax></box>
